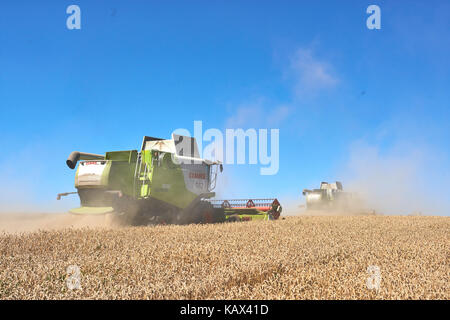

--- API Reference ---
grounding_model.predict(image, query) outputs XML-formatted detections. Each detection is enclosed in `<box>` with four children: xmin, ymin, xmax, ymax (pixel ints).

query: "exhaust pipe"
<box><xmin>66</xmin><ymin>151</ymin><xmax>104</xmax><ymax>169</ymax></box>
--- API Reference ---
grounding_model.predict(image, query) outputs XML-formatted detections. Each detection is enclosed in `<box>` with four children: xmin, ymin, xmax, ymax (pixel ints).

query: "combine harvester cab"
<box><xmin>302</xmin><ymin>181</ymin><xmax>363</xmax><ymax>213</ymax></box>
<box><xmin>58</xmin><ymin>134</ymin><xmax>282</xmax><ymax>225</ymax></box>
<box><xmin>302</xmin><ymin>181</ymin><xmax>344</xmax><ymax>210</ymax></box>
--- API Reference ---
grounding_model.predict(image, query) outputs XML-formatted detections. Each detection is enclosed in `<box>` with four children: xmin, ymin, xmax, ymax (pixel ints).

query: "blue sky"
<box><xmin>0</xmin><ymin>1</ymin><xmax>449</xmax><ymax>214</ymax></box>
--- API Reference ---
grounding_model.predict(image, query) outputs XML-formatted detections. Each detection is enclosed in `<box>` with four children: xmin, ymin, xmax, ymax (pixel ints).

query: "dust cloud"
<box><xmin>281</xmin><ymin>140</ymin><xmax>450</xmax><ymax>217</ymax></box>
<box><xmin>341</xmin><ymin>141</ymin><xmax>450</xmax><ymax>216</ymax></box>
<box><xmin>0</xmin><ymin>212</ymin><xmax>119</xmax><ymax>234</ymax></box>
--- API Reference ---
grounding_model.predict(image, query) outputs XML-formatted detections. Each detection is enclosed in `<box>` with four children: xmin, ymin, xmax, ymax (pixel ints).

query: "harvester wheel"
<box><xmin>188</xmin><ymin>201</ymin><xmax>225</xmax><ymax>224</ymax></box>
<box><xmin>162</xmin><ymin>208</ymin><xmax>182</xmax><ymax>225</ymax></box>
<box><xmin>113</xmin><ymin>198</ymin><xmax>142</xmax><ymax>226</ymax></box>
<box><xmin>203</xmin><ymin>211</ymin><xmax>213</xmax><ymax>223</ymax></box>
<box><xmin>197</xmin><ymin>201</ymin><xmax>215</xmax><ymax>224</ymax></box>
<box><xmin>213</xmin><ymin>208</ymin><xmax>226</xmax><ymax>223</ymax></box>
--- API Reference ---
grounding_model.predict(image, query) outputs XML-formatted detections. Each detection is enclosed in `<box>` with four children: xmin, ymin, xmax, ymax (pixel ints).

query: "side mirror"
<box><xmin>220</xmin><ymin>164</ymin><xmax>223</xmax><ymax>172</ymax></box>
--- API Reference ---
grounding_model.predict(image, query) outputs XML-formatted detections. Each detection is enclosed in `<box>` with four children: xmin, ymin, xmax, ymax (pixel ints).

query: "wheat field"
<box><xmin>0</xmin><ymin>215</ymin><xmax>448</xmax><ymax>299</ymax></box>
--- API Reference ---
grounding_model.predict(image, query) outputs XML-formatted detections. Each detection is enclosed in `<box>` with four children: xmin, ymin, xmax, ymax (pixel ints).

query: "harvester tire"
<box><xmin>197</xmin><ymin>201</ymin><xmax>215</xmax><ymax>224</ymax></box>
<box><xmin>183</xmin><ymin>201</ymin><xmax>208</xmax><ymax>224</ymax></box>
<box><xmin>213</xmin><ymin>208</ymin><xmax>226</xmax><ymax>223</ymax></box>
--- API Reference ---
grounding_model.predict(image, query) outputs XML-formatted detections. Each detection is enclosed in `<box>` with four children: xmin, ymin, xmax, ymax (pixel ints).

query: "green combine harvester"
<box><xmin>58</xmin><ymin>134</ymin><xmax>282</xmax><ymax>225</ymax></box>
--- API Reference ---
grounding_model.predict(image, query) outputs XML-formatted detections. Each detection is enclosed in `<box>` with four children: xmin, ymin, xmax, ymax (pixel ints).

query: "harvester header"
<box><xmin>209</xmin><ymin>198</ymin><xmax>282</xmax><ymax>221</ymax></box>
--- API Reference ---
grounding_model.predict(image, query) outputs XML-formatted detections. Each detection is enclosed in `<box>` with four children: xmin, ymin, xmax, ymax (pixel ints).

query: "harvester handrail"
<box><xmin>133</xmin><ymin>152</ymin><xmax>142</xmax><ymax>198</ymax></box>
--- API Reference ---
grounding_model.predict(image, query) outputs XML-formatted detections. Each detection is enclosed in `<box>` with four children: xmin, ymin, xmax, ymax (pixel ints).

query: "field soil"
<box><xmin>0</xmin><ymin>214</ymin><xmax>448</xmax><ymax>299</ymax></box>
